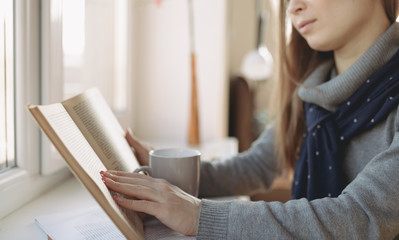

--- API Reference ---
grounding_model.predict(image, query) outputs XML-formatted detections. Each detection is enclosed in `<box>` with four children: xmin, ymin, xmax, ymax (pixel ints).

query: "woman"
<box><xmin>102</xmin><ymin>0</ymin><xmax>399</xmax><ymax>238</ymax></box>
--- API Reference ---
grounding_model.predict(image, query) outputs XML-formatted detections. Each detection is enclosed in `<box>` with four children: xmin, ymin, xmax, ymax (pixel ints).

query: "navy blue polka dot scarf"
<box><xmin>292</xmin><ymin>50</ymin><xmax>399</xmax><ymax>200</ymax></box>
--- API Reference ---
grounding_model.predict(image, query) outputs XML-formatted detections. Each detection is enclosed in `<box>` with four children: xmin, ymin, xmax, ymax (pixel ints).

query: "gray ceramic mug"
<box><xmin>133</xmin><ymin>148</ymin><xmax>201</xmax><ymax>197</ymax></box>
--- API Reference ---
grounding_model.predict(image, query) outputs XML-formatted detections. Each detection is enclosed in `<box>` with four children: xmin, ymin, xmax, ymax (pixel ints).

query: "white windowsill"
<box><xmin>0</xmin><ymin>167</ymin><xmax>72</xmax><ymax>219</ymax></box>
<box><xmin>0</xmin><ymin>175</ymin><xmax>97</xmax><ymax>239</ymax></box>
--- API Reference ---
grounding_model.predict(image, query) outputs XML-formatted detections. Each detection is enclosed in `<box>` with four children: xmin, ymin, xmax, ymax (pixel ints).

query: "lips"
<box><xmin>296</xmin><ymin>19</ymin><xmax>316</xmax><ymax>34</ymax></box>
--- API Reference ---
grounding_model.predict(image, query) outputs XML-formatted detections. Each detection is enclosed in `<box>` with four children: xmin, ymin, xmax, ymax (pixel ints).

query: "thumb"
<box><xmin>125</xmin><ymin>127</ymin><xmax>136</xmax><ymax>147</ymax></box>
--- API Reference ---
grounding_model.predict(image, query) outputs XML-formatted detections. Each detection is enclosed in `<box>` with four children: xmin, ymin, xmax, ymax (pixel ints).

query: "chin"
<box><xmin>303</xmin><ymin>33</ymin><xmax>337</xmax><ymax>52</ymax></box>
<box><xmin>306</xmin><ymin>40</ymin><xmax>334</xmax><ymax>52</ymax></box>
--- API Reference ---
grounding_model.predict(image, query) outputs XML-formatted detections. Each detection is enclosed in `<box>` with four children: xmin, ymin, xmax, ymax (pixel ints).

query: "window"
<box><xmin>0</xmin><ymin>0</ymin><xmax>71</xmax><ymax>219</ymax></box>
<box><xmin>0</xmin><ymin>0</ymin><xmax>15</xmax><ymax>173</ymax></box>
<box><xmin>41</xmin><ymin>0</ymin><xmax>133</xmax><ymax>174</ymax></box>
<box><xmin>62</xmin><ymin>0</ymin><xmax>130</xmax><ymax>116</ymax></box>
<box><xmin>0</xmin><ymin>0</ymin><xmax>134</xmax><ymax>219</ymax></box>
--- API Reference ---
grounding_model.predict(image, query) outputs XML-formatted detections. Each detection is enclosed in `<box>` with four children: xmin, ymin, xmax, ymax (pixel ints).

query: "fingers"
<box><xmin>104</xmin><ymin>170</ymin><xmax>148</xmax><ymax>179</ymax></box>
<box><xmin>104</xmin><ymin>175</ymin><xmax>163</xmax><ymax>202</ymax></box>
<box><xmin>100</xmin><ymin>170</ymin><xmax>201</xmax><ymax>236</ymax></box>
<box><xmin>102</xmin><ymin>170</ymin><xmax>164</xmax><ymax>187</ymax></box>
<box><xmin>102</xmin><ymin>171</ymin><xmax>174</xmax><ymax>201</ymax></box>
<box><xmin>102</xmin><ymin>171</ymin><xmax>154</xmax><ymax>190</ymax></box>
<box><xmin>125</xmin><ymin>128</ymin><xmax>137</xmax><ymax>148</ymax></box>
<box><xmin>125</xmin><ymin>128</ymin><xmax>151</xmax><ymax>166</ymax></box>
<box><xmin>114</xmin><ymin>196</ymin><xmax>162</xmax><ymax>217</ymax></box>
<box><xmin>114</xmin><ymin>191</ymin><xmax>201</xmax><ymax>236</ymax></box>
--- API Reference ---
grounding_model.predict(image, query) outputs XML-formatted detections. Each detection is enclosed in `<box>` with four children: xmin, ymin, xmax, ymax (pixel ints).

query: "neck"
<box><xmin>334</xmin><ymin>18</ymin><xmax>391</xmax><ymax>75</ymax></box>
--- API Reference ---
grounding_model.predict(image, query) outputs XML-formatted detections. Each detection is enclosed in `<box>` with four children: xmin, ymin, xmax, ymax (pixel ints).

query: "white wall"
<box><xmin>228</xmin><ymin>0</ymin><xmax>277</xmax><ymax>109</ymax></box>
<box><xmin>228</xmin><ymin>0</ymin><xmax>256</xmax><ymax>77</ymax></box>
<box><xmin>62</xmin><ymin>0</ymin><xmax>135</xmax><ymax>129</ymax></box>
<box><xmin>131</xmin><ymin>0</ymin><xmax>228</xmax><ymax>144</ymax></box>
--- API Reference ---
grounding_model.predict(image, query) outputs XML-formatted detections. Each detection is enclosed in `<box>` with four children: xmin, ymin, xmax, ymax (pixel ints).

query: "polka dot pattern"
<box><xmin>292</xmin><ymin>51</ymin><xmax>399</xmax><ymax>200</ymax></box>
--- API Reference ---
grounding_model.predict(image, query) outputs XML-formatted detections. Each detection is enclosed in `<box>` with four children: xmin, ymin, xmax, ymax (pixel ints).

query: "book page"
<box><xmin>35</xmin><ymin>206</ymin><xmax>195</xmax><ymax>240</ymax></box>
<box><xmin>28</xmin><ymin>103</ymin><xmax>144</xmax><ymax>240</ymax></box>
<box><xmin>35</xmin><ymin>206</ymin><xmax>126</xmax><ymax>240</ymax></box>
<box><xmin>62</xmin><ymin>88</ymin><xmax>138</xmax><ymax>172</ymax></box>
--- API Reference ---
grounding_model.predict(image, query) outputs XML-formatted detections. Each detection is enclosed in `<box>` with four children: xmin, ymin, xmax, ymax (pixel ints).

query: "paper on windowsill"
<box><xmin>35</xmin><ymin>206</ymin><xmax>194</xmax><ymax>240</ymax></box>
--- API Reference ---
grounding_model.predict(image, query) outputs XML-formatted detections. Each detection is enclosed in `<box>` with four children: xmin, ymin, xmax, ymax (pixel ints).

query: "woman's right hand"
<box><xmin>125</xmin><ymin>128</ymin><xmax>153</xmax><ymax>166</ymax></box>
<box><xmin>102</xmin><ymin>170</ymin><xmax>201</xmax><ymax>236</ymax></box>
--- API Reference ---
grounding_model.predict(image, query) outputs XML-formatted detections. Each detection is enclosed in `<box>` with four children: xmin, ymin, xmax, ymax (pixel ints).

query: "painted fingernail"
<box><xmin>102</xmin><ymin>176</ymin><xmax>106</xmax><ymax>183</ymax></box>
<box><xmin>100</xmin><ymin>171</ymin><xmax>105</xmax><ymax>176</ymax></box>
<box><xmin>113</xmin><ymin>195</ymin><xmax>118</xmax><ymax>201</ymax></box>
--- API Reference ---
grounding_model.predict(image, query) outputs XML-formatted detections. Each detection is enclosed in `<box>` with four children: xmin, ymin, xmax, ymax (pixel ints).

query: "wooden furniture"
<box><xmin>251</xmin><ymin>173</ymin><xmax>292</xmax><ymax>203</ymax></box>
<box><xmin>229</xmin><ymin>76</ymin><xmax>292</xmax><ymax>203</ymax></box>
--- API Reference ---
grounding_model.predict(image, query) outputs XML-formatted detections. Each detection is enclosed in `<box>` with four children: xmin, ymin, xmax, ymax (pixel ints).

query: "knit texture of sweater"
<box><xmin>196</xmin><ymin>22</ymin><xmax>399</xmax><ymax>239</ymax></box>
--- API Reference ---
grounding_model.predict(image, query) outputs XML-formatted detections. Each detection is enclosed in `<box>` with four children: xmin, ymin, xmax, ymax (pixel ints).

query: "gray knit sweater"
<box><xmin>196</xmin><ymin>23</ymin><xmax>399</xmax><ymax>239</ymax></box>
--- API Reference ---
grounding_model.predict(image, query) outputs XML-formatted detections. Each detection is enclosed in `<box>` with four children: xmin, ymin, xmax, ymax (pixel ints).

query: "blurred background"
<box><xmin>1</xmin><ymin>0</ymin><xmax>399</xmax><ymax>222</ymax></box>
<box><xmin>51</xmin><ymin>0</ymin><xmax>277</xmax><ymax>149</ymax></box>
<box><xmin>0</xmin><ymin>0</ymin><xmax>283</xmax><ymax>220</ymax></box>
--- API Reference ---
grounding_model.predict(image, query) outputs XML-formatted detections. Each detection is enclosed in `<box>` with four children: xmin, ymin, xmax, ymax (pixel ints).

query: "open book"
<box><xmin>27</xmin><ymin>88</ymin><xmax>144</xmax><ymax>240</ymax></box>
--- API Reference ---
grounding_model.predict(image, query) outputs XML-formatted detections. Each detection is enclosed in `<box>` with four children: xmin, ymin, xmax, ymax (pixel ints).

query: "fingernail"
<box><xmin>102</xmin><ymin>176</ymin><xmax>106</xmax><ymax>183</ymax></box>
<box><xmin>113</xmin><ymin>195</ymin><xmax>118</xmax><ymax>201</ymax></box>
<box><xmin>100</xmin><ymin>171</ymin><xmax>105</xmax><ymax>176</ymax></box>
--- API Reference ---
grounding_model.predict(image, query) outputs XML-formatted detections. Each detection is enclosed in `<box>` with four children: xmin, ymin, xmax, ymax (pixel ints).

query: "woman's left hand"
<box><xmin>101</xmin><ymin>170</ymin><xmax>201</xmax><ymax>236</ymax></box>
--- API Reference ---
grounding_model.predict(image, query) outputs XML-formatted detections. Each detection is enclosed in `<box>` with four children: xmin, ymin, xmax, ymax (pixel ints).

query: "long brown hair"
<box><xmin>385</xmin><ymin>0</ymin><xmax>399</xmax><ymax>22</ymax></box>
<box><xmin>270</xmin><ymin>0</ymin><xmax>399</xmax><ymax>169</ymax></box>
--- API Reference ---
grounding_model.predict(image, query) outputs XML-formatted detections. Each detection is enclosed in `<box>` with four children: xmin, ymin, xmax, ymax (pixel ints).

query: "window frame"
<box><xmin>0</xmin><ymin>0</ymin><xmax>137</xmax><ymax>219</ymax></box>
<box><xmin>0</xmin><ymin>0</ymin><xmax>16</xmax><ymax>173</ymax></box>
<box><xmin>0</xmin><ymin>0</ymin><xmax>70</xmax><ymax>219</ymax></box>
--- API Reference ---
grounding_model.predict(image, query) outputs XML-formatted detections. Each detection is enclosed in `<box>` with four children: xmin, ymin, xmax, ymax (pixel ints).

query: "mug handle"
<box><xmin>133</xmin><ymin>166</ymin><xmax>152</xmax><ymax>176</ymax></box>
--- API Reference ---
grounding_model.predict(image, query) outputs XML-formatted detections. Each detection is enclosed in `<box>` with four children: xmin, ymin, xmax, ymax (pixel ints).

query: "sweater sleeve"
<box><xmin>198</xmin><ymin>124</ymin><xmax>281</xmax><ymax>198</ymax></box>
<box><xmin>196</xmin><ymin>126</ymin><xmax>399</xmax><ymax>239</ymax></box>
